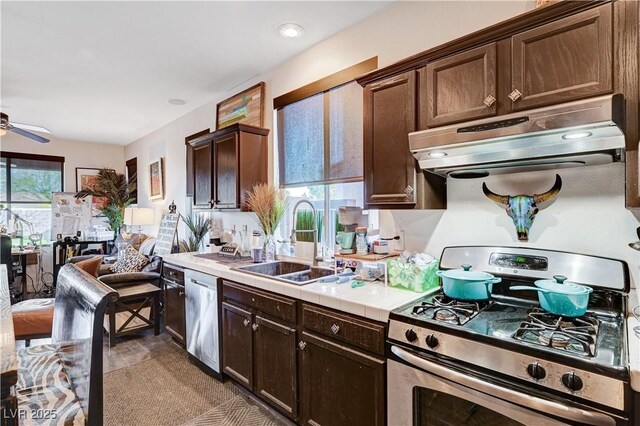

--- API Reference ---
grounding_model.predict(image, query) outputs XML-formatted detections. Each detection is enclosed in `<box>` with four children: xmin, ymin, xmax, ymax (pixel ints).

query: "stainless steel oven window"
<box><xmin>388</xmin><ymin>346</ymin><xmax>618</xmax><ymax>426</ymax></box>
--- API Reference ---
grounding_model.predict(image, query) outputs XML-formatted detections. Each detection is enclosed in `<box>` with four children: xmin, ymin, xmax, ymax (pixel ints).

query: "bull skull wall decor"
<box><xmin>482</xmin><ymin>174</ymin><xmax>562</xmax><ymax>241</ymax></box>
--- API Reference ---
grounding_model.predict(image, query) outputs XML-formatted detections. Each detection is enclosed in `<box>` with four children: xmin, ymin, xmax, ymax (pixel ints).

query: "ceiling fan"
<box><xmin>0</xmin><ymin>112</ymin><xmax>50</xmax><ymax>143</ymax></box>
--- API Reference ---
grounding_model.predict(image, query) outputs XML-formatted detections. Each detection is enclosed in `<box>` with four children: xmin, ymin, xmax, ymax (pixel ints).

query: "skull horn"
<box><xmin>482</xmin><ymin>182</ymin><xmax>509</xmax><ymax>206</ymax></box>
<box><xmin>533</xmin><ymin>174</ymin><xmax>562</xmax><ymax>204</ymax></box>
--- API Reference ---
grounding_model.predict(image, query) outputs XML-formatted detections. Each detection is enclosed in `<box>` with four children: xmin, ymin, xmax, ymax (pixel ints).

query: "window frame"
<box><xmin>0</xmin><ymin>151</ymin><xmax>64</xmax><ymax>242</ymax></box>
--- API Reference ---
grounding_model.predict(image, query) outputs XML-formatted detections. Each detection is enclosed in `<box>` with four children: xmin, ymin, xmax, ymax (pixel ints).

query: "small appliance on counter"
<box><xmin>336</xmin><ymin>206</ymin><xmax>367</xmax><ymax>254</ymax></box>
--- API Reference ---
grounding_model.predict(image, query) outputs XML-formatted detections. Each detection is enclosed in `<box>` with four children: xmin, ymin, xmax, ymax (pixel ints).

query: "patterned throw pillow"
<box><xmin>109</xmin><ymin>246</ymin><xmax>149</xmax><ymax>273</ymax></box>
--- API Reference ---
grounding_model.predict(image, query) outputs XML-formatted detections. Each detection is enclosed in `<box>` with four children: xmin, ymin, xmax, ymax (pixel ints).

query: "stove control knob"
<box><xmin>425</xmin><ymin>334</ymin><xmax>439</xmax><ymax>349</ymax></box>
<box><xmin>526</xmin><ymin>362</ymin><xmax>546</xmax><ymax>381</ymax></box>
<box><xmin>561</xmin><ymin>372</ymin><xmax>584</xmax><ymax>392</ymax></box>
<box><xmin>405</xmin><ymin>329</ymin><xmax>418</xmax><ymax>343</ymax></box>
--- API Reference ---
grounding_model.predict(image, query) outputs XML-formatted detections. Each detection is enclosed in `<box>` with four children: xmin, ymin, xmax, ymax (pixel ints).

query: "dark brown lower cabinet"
<box><xmin>300</xmin><ymin>332</ymin><xmax>385</xmax><ymax>426</ymax></box>
<box><xmin>254</xmin><ymin>315</ymin><xmax>298</xmax><ymax>418</ymax></box>
<box><xmin>164</xmin><ymin>280</ymin><xmax>185</xmax><ymax>345</ymax></box>
<box><xmin>221</xmin><ymin>302</ymin><xmax>253</xmax><ymax>388</ymax></box>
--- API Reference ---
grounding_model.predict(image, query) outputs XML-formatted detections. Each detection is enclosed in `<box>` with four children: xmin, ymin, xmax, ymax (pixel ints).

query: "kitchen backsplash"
<box><xmin>379</xmin><ymin>162</ymin><xmax>639</xmax><ymax>288</ymax></box>
<box><xmin>202</xmin><ymin>163</ymin><xmax>638</xmax><ymax>288</ymax></box>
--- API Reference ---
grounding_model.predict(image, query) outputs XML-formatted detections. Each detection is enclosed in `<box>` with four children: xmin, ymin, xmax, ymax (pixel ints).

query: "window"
<box><xmin>275</xmin><ymin>58</ymin><xmax>378</xmax><ymax>254</ymax></box>
<box><xmin>0</xmin><ymin>152</ymin><xmax>64</xmax><ymax>245</ymax></box>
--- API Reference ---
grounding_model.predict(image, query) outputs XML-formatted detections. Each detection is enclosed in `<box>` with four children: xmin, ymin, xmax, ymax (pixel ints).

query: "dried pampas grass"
<box><xmin>245</xmin><ymin>184</ymin><xmax>288</xmax><ymax>235</ymax></box>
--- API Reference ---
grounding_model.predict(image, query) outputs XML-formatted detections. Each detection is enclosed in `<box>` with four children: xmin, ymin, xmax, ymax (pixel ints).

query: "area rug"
<box><xmin>103</xmin><ymin>350</ymin><xmax>285</xmax><ymax>426</ymax></box>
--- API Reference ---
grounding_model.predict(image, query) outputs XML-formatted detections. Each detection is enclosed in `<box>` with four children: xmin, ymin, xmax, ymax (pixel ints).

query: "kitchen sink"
<box><xmin>233</xmin><ymin>261</ymin><xmax>335</xmax><ymax>286</ymax></box>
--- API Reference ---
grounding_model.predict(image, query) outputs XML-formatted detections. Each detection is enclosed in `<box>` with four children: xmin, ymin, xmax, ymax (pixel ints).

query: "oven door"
<box><xmin>388</xmin><ymin>345</ymin><xmax>619</xmax><ymax>426</ymax></box>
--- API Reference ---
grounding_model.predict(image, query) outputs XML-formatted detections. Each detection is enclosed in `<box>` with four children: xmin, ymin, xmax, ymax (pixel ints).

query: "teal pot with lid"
<box><xmin>511</xmin><ymin>275</ymin><xmax>593</xmax><ymax>317</ymax></box>
<box><xmin>436</xmin><ymin>264</ymin><xmax>501</xmax><ymax>301</ymax></box>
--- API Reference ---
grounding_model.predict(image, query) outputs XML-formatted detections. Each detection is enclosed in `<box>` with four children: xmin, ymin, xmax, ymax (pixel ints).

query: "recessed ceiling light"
<box><xmin>278</xmin><ymin>23</ymin><xmax>304</xmax><ymax>39</ymax></box>
<box><xmin>428</xmin><ymin>151</ymin><xmax>447</xmax><ymax>158</ymax></box>
<box><xmin>562</xmin><ymin>131</ymin><xmax>592</xmax><ymax>140</ymax></box>
<box><xmin>168</xmin><ymin>98</ymin><xmax>186</xmax><ymax>106</ymax></box>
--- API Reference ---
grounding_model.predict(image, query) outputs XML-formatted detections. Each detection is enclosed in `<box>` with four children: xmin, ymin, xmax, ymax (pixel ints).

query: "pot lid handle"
<box><xmin>461</xmin><ymin>264</ymin><xmax>472</xmax><ymax>271</ymax></box>
<box><xmin>553</xmin><ymin>275</ymin><xmax>567</xmax><ymax>284</ymax></box>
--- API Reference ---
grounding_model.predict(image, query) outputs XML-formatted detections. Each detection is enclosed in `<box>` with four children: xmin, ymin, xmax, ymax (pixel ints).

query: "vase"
<box><xmin>264</xmin><ymin>234</ymin><xmax>276</xmax><ymax>262</ymax></box>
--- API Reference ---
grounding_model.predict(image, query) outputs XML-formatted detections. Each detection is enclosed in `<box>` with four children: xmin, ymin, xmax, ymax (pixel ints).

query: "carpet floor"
<box><xmin>104</xmin><ymin>349</ymin><xmax>287</xmax><ymax>426</ymax></box>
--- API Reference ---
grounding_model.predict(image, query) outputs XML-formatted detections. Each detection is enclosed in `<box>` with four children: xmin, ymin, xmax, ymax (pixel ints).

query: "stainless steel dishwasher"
<box><xmin>184</xmin><ymin>269</ymin><xmax>221</xmax><ymax>377</ymax></box>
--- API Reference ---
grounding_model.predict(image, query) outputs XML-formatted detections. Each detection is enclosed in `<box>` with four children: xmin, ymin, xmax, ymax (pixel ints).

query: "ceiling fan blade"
<box><xmin>10</xmin><ymin>121</ymin><xmax>51</xmax><ymax>134</ymax></box>
<box><xmin>8</xmin><ymin>125</ymin><xmax>50</xmax><ymax>143</ymax></box>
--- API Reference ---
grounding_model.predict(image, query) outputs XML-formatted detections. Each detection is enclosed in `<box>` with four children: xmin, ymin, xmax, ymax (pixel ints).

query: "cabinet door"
<box><xmin>364</xmin><ymin>71</ymin><xmax>417</xmax><ymax>207</ymax></box>
<box><xmin>192</xmin><ymin>141</ymin><xmax>213</xmax><ymax>207</ymax></box>
<box><xmin>254</xmin><ymin>316</ymin><xmax>298</xmax><ymax>419</ymax></box>
<box><xmin>214</xmin><ymin>132</ymin><xmax>239</xmax><ymax>209</ymax></box>
<box><xmin>510</xmin><ymin>3</ymin><xmax>612</xmax><ymax>111</ymax></box>
<box><xmin>300</xmin><ymin>332</ymin><xmax>385</xmax><ymax>426</ymax></box>
<box><xmin>425</xmin><ymin>43</ymin><xmax>498</xmax><ymax>126</ymax></box>
<box><xmin>164</xmin><ymin>280</ymin><xmax>185</xmax><ymax>345</ymax></box>
<box><xmin>221</xmin><ymin>302</ymin><xmax>253</xmax><ymax>388</ymax></box>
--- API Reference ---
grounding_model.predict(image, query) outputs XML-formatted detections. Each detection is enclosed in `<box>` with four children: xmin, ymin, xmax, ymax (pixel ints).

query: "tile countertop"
<box><xmin>160</xmin><ymin>252</ymin><xmax>430</xmax><ymax>323</ymax></box>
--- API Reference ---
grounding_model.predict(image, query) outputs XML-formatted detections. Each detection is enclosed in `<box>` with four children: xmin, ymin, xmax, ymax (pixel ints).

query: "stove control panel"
<box><xmin>388</xmin><ymin>320</ymin><xmax>624</xmax><ymax>411</ymax></box>
<box><xmin>489</xmin><ymin>252</ymin><xmax>548</xmax><ymax>271</ymax></box>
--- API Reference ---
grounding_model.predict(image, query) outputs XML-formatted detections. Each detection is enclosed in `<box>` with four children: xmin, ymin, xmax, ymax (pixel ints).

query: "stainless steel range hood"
<box><xmin>409</xmin><ymin>94</ymin><xmax>625</xmax><ymax>178</ymax></box>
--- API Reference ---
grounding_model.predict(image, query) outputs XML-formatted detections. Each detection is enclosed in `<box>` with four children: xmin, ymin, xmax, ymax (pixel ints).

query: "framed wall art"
<box><xmin>216</xmin><ymin>81</ymin><xmax>265</xmax><ymax>130</ymax></box>
<box><xmin>75</xmin><ymin>167</ymin><xmax>113</xmax><ymax>213</ymax></box>
<box><xmin>148</xmin><ymin>158</ymin><xmax>165</xmax><ymax>201</ymax></box>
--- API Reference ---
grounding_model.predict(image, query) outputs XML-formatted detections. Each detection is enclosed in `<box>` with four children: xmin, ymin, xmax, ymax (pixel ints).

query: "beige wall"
<box><xmin>124</xmin><ymin>0</ymin><xmax>532</xmax><ymax>222</ymax></box>
<box><xmin>0</xmin><ymin>132</ymin><xmax>125</xmax><ymax>191</ymax></box>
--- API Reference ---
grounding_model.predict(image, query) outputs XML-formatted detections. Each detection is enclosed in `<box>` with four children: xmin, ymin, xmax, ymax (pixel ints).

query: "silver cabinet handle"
<box><xmin>252</xmin><ymin>323</ymin><xmax>259</xmax><ymax>331</ymax></box>
<box><xmin>483</xmin><ymin>95</ymin><xmax>496</xmax><ymax>107</ymax></box>
<box><xmin>404</xmin><ymin>185</ymin><xmax>414</xmax><ymax>196</ymax></box>
<box><xmin>243</xmin><ymin>319</ymin><xmax>250</xmax><ymax>327</ymax></box>
<box><xmin>178</xmin><ymin>290</ymin><xmax>184</xmax><ymax>296</ymax></box>
<box><xmin>298</xmin><ymin>341</ymin><xmax>306</xmax><ymax>350</ymax></box>
<box><xmin>508</xmin><ymin>89</ymin><xmax>522</xmax><ymax>101</ymax></box>
<box><xmin>390</xmin><ymin>346</ymin><xmax>615</xmax><ymax>426</ymax></box>
<box><xmin>330</xmin><ymin>324</ymin><xmax>340</xmax><ymax>335</ymax></box>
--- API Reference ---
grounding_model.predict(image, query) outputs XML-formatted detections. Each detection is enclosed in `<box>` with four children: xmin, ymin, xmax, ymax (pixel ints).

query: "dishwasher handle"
<box><xmin>189</xmin><ymin>277</ymin><xmax>217</xmax><ymax>290</ymax></box>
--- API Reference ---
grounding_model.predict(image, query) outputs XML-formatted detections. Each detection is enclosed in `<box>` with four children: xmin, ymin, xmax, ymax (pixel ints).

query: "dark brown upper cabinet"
<box><xmin>510</xmin><ymin>3</ymin><xmax>613</xmax><ymax>111</ymax></box>
<box><xmin>363</xmin><ymin>71</ymin><xmax>418</xmax><ymax>208</ymax></box>
<box><xmin>425</xmin><ymin>43</ymin><xmax>498</xmax><ymax>127</ymax></box>
<box><xmin>188</xmin><ymin>123</ymin><xmax>269</xmax><ymax>210</ymax></box>
<box><xmin>191</xmin><ymin>139</ymin><xmax>214</xmax><ymax>208</ymax></box>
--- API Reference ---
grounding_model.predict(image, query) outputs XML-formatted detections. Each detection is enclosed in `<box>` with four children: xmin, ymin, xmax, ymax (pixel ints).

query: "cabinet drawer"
<box><xmin>163</xmin><ymin>264</ymin><xmax>184</xmax><ymax>285</ymax></box>
<box><xmin>302</xmin><ymin>304</ymin><xmax>385</xmax><ymax>355</ymax></box>
<box><xmin>223</xmin><ymin>280</ymin><xmax>296</xmax><ymax>323</ymax></box>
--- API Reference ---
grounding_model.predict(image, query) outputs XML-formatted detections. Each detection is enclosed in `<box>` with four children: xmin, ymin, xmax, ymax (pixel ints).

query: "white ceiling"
<box><xmin>1</xmin><ymin>1</ymin><xmax>389</xmax><ymax>145</ymax></box>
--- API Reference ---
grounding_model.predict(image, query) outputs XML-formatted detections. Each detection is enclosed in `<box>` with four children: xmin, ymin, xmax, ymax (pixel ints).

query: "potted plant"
<box><xmin>294</xmin><ymin>209</ymin><xmax>323</xmax><ymax>260</ymax></box>
<box><xmin>245</xmin><ymin>183</ymin><xmax>288</xmax><ymax>261</ymax></box>
<box><xmin>179</xmin><ymin>214</ymin><xmax>212</xmax><ymax>252</ymax></box>
<box><xmin>75</xmin><ymin>168</ymin><xmax>136</xmax><ymax>238</ymax></box>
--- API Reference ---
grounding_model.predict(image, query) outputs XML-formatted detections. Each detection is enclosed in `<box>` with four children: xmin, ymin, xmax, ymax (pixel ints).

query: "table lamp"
<box><xmin>123</xmin><ymin>207</ymin><xmax>154</xmax><ymax>234</ymax></box>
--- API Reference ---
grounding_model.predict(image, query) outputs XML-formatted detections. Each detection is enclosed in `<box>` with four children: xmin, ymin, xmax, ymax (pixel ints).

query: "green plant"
<box><xmin>179</xmin><ymin>214</ymin><xmax>212</xmax><ymax>252</ymax></box>
<box><xmin>295</xmin><ymin>209</ymin><xmax>324</xmax><ymax>242</ymax></box>
<box><xmin>75</xmin><ymin>168</ymin><xmax>136</xmax><ymax>233</ymax></box>
<box><xmin>245</xmin><ymin>184</ymin><xmax>288</xmax><ymax>236</ymax></box>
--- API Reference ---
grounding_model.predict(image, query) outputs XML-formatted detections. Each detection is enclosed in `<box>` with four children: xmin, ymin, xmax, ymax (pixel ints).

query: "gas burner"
<box><xmin>411</xmin><ymin>295</ymin><xmax>489</xmax><ymax>326</ymax></box>
<box><xmin>513</xmin><ymin>308</ymin><xmax>599</xmax><ymax>357</ymax></box>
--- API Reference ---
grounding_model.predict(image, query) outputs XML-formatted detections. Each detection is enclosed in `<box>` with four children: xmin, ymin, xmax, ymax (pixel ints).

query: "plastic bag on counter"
<box><xmin>387</xmin><ymin>252</ymin><xmax>439</xmax><ymax>293</ymax></box>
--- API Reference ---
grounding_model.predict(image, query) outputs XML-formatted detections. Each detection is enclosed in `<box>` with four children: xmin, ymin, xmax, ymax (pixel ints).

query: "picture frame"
<box><xmin>148</xmin><ymin>158</ymin><xmax>165</xmax><ymax>201</ymax></box>
<box><xmin>216</xmin><ymin>81</ymin><xmax>265</xmax><ymax>130</ymax></box>
<box><xmin>75</xmin><ymin>167</ymin><xmax>113</xmax><ymax>213</ymax></box>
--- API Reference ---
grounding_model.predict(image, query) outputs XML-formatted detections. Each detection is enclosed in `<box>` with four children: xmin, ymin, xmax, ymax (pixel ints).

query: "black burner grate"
<box><xmin>411</xmin><ymin>295</ymin><xmax>489</xmax><ymax>326</ymax></box>
<box><xmin>513</xmin><ymin>308</ymin><xmax>599</xmax><ymax>357</ymax></box>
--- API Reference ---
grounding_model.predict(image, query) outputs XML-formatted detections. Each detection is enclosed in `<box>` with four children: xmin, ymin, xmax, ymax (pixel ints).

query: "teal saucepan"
<box><xmin>436</xmin><ymin>264</ymin><xmax>501</xmax><ymax>301</ymax></box>
<box><xmin>511</xmin><ymin>275</ymin><xmax>593</xmax><ymax>317</ymax></box>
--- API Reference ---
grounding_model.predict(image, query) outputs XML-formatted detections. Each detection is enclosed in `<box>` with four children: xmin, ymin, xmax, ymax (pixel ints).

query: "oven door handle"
<box><xmin>391</xmin><ymin>346</ymin><xmax>615</xmax><ymax>426</ymax></box>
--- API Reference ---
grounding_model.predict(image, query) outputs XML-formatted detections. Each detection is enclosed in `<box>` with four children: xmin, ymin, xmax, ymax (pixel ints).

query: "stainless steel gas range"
<box><xmin>387</xmin><ymin>246</ymin><xmax>631</xmax><ymax>426</ymax></box>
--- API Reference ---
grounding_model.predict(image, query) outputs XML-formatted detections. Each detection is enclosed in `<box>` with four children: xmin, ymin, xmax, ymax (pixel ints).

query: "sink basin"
<box><xmin>234</xmin><ymin>261</ymin><xmax>334</xmax><ymax>286</ymax></box>
<box><xmin>278</xmin><ymin>267</ymin><xmax>336</xmax><ymax>285</ymax></box>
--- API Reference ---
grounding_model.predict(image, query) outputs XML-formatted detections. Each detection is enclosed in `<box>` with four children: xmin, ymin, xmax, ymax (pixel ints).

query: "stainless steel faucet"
<box><xmin>290</xmin><ymin>199</ymin><xmax>318</xmax><ymax>266</ymax></box>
